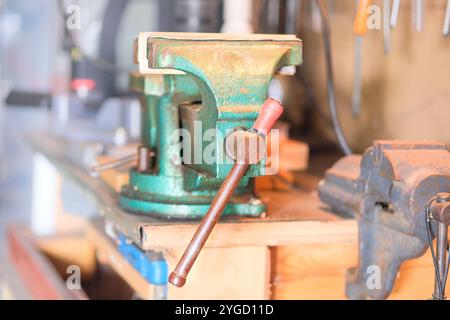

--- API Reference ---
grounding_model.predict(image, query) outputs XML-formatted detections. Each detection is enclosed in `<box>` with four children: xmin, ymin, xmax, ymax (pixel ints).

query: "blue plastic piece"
<box><xmin>118</xmin><ymin>234</ymin><xmax>168</xmax><ymax>285</ymax></box>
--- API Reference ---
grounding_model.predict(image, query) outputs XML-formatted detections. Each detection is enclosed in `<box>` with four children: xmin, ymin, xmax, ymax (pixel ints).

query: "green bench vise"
<box><xmin>120</xmin><ymin>32</ymin><xmax>302</xmax><ymax>219</ymax></box>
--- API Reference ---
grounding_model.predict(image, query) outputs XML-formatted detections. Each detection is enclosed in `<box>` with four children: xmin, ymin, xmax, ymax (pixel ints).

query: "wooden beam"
<box><xmin>85</xmin><ymin>221</ymin><xmax>155</xmax><ymax>300</ymax></box>
<box><xmin>140</xmin><ymin>219</ymin><xmax>356</xmax><ymax>250</ymax></box>
<box><xmin>86</xmin><ymin>219</ymin><xmax>271</xmax><ymax>299</ymax></box>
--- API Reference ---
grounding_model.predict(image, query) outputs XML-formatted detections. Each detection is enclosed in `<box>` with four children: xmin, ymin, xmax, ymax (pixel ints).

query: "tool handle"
<box><xmin>252</xmin><ymin>98</ymin><xmax>283</xmax><ymax>134</ymax></box>
<box><xmin>354</xmin><ymin>0</ymin><xmax>372</xmax><ymax>36</ymax></box>
<box><xmin>390</xmin><ymin>0</ymin><xmax>401</xmax><ymax>28</ymax></box>
<box><xmin>443</xmin><ymin>0</ymin><xmax>450</xmax><ymax>37</ymax></box>
<box><xmin>412</xmin><ymin>0</ymin><xmax>424</xmax><ymax>33</ymax></box>
<box><xmin>168</xmin><ymin>98</ymin><xmax>283</xmax><ymax>287</ymax></box>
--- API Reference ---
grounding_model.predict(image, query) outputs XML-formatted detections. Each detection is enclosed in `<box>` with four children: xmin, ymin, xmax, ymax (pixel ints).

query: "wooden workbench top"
<box><xmin>27</xmin><ymin>132</ymin><xmax>356</xmax><ymax>251</ymax></box>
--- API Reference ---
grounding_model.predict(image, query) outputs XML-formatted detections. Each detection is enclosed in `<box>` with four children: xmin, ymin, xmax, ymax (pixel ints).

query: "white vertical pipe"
<box><xmin>31</xmin><ymin>153</ymin><xmax>58</xmax><ymax>235</ymax></box>
<box><xmin>221</xmin><ymin>0</ymin><xmax>253</xmax><ymax>34</ymax></box>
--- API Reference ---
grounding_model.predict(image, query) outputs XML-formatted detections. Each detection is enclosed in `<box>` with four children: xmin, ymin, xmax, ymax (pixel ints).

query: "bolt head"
<box><xmin>225</xmin><ymin>130</ymin><xmax>266</xmax><ymax>165</ymax></box>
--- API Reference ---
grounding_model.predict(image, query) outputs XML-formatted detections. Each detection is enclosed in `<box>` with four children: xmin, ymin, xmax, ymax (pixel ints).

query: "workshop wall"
<box><xmin>302</xmin><ymin>0</ymin><xmax>450</xmax><ymax>152</ymax></box>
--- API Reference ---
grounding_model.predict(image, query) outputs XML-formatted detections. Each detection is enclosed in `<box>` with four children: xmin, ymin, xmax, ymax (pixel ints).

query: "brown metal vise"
<box><xmin>318</xmin><ymin>141</ymin><xmax>450</xmax><ymax>299</ymax></box>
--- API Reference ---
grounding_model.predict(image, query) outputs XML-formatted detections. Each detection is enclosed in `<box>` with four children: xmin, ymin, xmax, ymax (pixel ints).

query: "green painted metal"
<box><xmin>120</xmin><ymin>34</ymin><xmax>302</xmax><ymax>218</ymax></box>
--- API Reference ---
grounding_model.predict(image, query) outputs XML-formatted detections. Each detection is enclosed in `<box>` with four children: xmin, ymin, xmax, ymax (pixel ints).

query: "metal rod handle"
<box><xmin>169</xmin><ymin>98</ymin><xmax>283</xmax><ymax>287</ymax></box>
<box><xmin>87</xmin><ymin>154</ymin><xmax>138</xmax><ymax>175</ymax></box>
<box><xmin>168</xmin><ymin>162</ymin><xmax>249</xmax><ymax>287</ymax></box>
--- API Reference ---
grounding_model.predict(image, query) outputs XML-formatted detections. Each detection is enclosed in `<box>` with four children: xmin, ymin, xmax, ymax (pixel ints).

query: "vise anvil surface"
<box><xmin>120</xmin><ymin>33</ymin><xmax>302</xmax><ymax>218</ymax></box>
<box><xmin>318</xmin><ymin>141</ymin><xmax>450</xmax><ymax>299</ymax></box>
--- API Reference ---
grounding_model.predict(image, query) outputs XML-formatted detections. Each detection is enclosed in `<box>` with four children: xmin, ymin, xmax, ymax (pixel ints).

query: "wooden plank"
<box><xmin>271</xmin><ymin>243</ymin><xmax>437</xmax><ymax>300</ymax></box>
<box><xmin>139</xmin><ymin>189</ymin><xmax>356</xmax><ymax>249</ymax></box>
<box><xmin>141</xmin><ymin>219</ymin><xmax>355</xmax><ymax>249</ymax></box>
<box><xmin>95</xmin><ymin>155</ymin><xmax>132</xmax><ymax>193</ymax></box>
<box><xmin>6</xmin><ymin>225</ymin><xmax>87</xmax><ymax>300</ymax></box>
<box><xmin>85</xmin><ymin>221</ymin><xmax>155</xmax><ymax>300</ymax></box>
<box><xmin>96</xmin><ymin>159</ymin><xmax>356</xmax><ymax>249</ymax></box>
<box><xmin>26</xmin><ymin>133</ymin><xmax>154</xmax><ymax>249</ymax></box>
<box><xmin>271</xmin><ymin>244</ymin><xmax>355</xmax><ymax>300</ymax></box>
<box><xmin>86</xmin><ymin>219</ymin><xmax>270</xmax><ymax>299</ymax></box>
<box><xmin>389</xmin><ymin>253</ymin><xmax>435</xmax><ymax>300</ymax></box>
<box><xmin>138</xmin><ymin>32</ymin><xmax>299</xmax><ymax>41</ymax></box>
<box><xmin>166</xmin><ymin>246</ymin><xmax>270</xmax><ymax>300</ymax></box>
<box><xmin>37</xmin><ymin>235</ymin><xmax>97</xmax><ymax>281</ymax></box>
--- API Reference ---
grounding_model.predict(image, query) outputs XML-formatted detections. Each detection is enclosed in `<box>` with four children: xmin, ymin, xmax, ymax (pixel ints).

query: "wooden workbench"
<box><xmin>26</xmin><ymin>133</ymin><xmax>354</xmax><ymax>246</ymax></box>
<box><xmin>26</xmin><ymin>133</ymin><xmax>437</xmax><ymax>300</ymax></box>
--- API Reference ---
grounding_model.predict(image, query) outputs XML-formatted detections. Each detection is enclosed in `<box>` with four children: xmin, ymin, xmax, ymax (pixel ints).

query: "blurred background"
<box><xmin>0</xmin><ymin>0</ymin><xmax>449</xmax><ymax>298</ymax></box>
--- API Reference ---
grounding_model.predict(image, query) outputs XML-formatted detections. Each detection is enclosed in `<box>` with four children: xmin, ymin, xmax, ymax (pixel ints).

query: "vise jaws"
<box><xmin>319</xmin><ymin>141</ymin><xmax>450</xmax><ymax>299</ymax></box>
<box><xmin>120</xmin><ymin>33</ymin><xmax>302</xmax><ymax>219</ymax></box>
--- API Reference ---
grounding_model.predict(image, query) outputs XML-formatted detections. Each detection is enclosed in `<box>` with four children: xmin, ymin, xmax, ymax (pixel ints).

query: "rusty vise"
<box><xmin>318</xmin><ymin>140</ymin><xmax>450</xmax><ymax>299</ymax></box>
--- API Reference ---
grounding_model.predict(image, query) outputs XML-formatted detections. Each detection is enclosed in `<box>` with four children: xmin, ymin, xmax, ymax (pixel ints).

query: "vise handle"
<box><xmin>168</xmin><ymin>98</ymin><xmax>283</xmax><ymax>287</ymax></box>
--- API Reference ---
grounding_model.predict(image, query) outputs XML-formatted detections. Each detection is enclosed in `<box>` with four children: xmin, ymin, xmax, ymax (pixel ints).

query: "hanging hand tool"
<box><xmin>390</xmin><ymin>0</ymin><xmax>401</xmax><ymax>28</ymax></box>
<box><xmin>352</xmin><ymin>0</ymin><xmax>371</xmax><ymax>117</ymax></box>
<box><xmin>443</xmin><ymin>0</ymin><xmax>450</xmax><ymax>37</ymax></box>
<box><xmin>412</xmin><ymin>0</ymin><xmax>424</xmax><ymax>32</ymax></box>
<box><xmin>169</xmin><ymin>98</ymin><xmax>284</xmax><ymax>287</ymax></box>
<box><xmin>311</xmin><ymin>0</ymin><xmax>322</xmax><ymax>33</ymax></box>
<box><xmin>383</xmin><ymin>0</ymin><xmax>391</xmax><ymax>54</ymax></box>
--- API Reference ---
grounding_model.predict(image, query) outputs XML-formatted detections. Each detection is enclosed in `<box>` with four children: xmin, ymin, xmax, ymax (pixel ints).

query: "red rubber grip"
<box><xmin>71</xmin><ymin>78</ymin><xmax>96</xmax><ymax>91</ymax></box>
<box><xmin>252</xmin><ymin>98</ymin><xmax>284</xmax><ymax>134</ymax></box>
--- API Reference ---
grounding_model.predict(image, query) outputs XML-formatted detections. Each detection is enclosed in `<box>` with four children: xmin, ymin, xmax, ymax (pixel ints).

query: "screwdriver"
<box><xmin>352</xmin><ymin>0</ymin><xmax>371</xmax><ymax>117</ymax></box>
<box><xmin>412</xmin><ymin>0</ymin><xmax>424</xmax><ymax>32</ymax></box>
<box><xmin>443</xmin><ymin>0</ymin><xmax>450</xmax><ymax>37</ymax></box>
<box><xmin>390</xmin><ymin>0</ymin><xmax>401</xmax><ymax>28</ymax></box>
<box><xmin>383</xmin><ymin>0</ymin><xmax>391</xmax><ymax>54</ymax></box>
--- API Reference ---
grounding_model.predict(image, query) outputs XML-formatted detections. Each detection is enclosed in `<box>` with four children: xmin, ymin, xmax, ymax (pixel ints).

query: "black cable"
<box><xmin>57</xmin><ymin>0</ymin><xmax>126</xmax><ymax>74</ymax></box>
<box><xmin>425</xmin><ymin>207</ymin><xmax>444</xmax><ymax>299</ymax></box>
<box><xmin>314</xmin><ymin>0</ymin><xmax>353</xmax><ymax>156</ymax></box>
<box><xmin>442</xmin><ymin>245</ymin><xmax>450</xmax><ymax>294</ymax></box>
<box><xmin>425</xmin><ymin>195</ymin><xmax>450</xmax><ymax>300</ymax></box>
<box><xmin>437</xmin><ymin>195</ymin><xmax>450</xmax><ymax>296</ymax></box>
